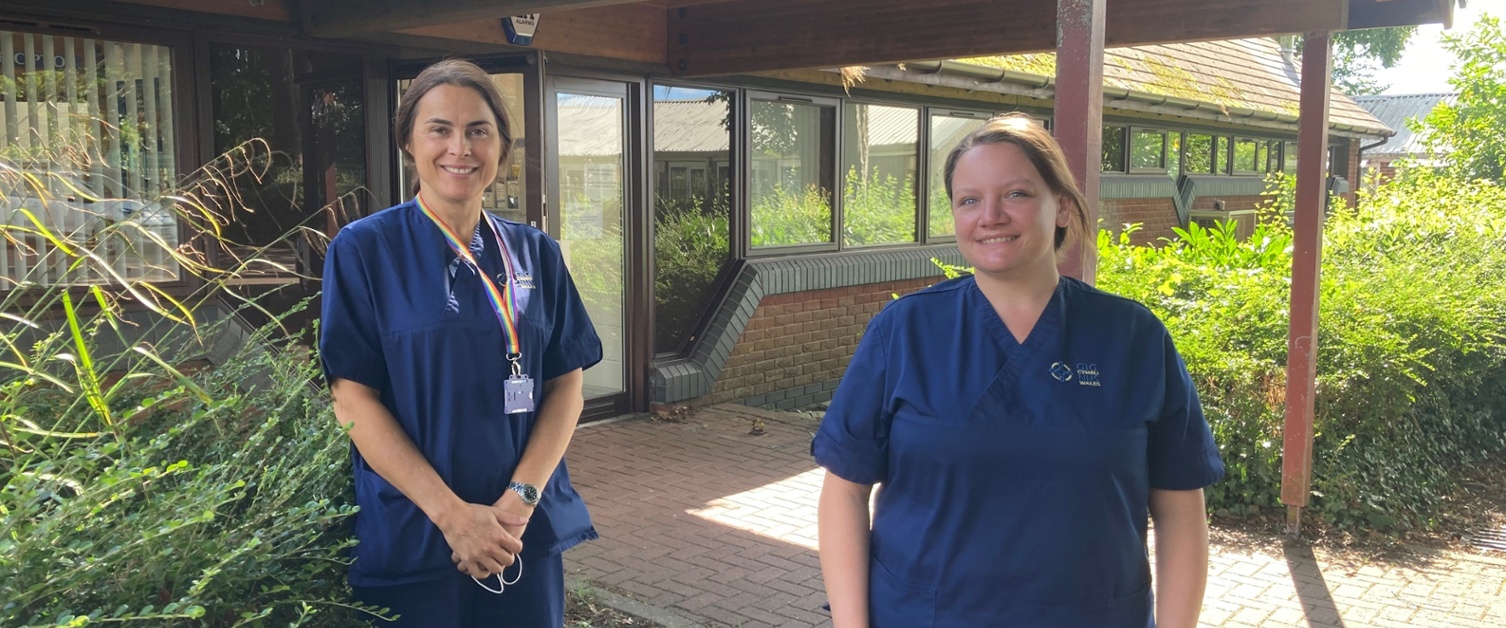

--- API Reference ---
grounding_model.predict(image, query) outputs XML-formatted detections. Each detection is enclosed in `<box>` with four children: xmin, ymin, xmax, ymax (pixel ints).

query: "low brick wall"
<box><xmin>691</xmin><ymin>276</ymin><xmax>938</xmax><ymax>410</ymax></box>
<box><xmin>1103</xmin><ymin>197</ymin><xmax>1178</xmax><ymax>245</ymax></box>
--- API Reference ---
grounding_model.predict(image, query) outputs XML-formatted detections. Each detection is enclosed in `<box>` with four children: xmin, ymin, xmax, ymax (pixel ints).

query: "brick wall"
<box><xmin>691</xmin><ymin>276</ymin><xmax>939</xmax><ymax>410</ymax></box>
<box><xmin>1102</xmin><ymin>197</ymin><xmax>1178</xmax><ymax>245</ymax></box>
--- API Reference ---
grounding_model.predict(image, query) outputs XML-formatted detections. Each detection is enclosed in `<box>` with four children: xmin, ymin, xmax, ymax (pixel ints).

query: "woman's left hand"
<box><xmin>492</xmin><ymin>489</ymin><xmax>535</xmax><ymax>542</ymax></box>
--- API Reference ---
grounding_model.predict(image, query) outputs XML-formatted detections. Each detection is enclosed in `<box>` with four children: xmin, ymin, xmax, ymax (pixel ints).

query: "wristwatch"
<box><xmin>508</xmin><ymin>481</ymin><xmax>541</xmax><ymax>507</ymax></box>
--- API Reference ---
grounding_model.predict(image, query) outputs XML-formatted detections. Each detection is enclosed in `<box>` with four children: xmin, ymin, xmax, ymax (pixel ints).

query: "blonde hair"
<box><xmin>942</xmin><ymin>113</ymin><xmax>1089</xmax><ymax>250</ymax></box>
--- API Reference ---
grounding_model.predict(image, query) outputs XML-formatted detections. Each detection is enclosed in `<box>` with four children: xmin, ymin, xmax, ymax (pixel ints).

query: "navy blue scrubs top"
<box><xmin>812</xmin><ymin>276</ymin><xmax>1224</xmax><ymax>627</ymax></box>
<box><xmin>320</xmin><ymin>200</ymin><xmax>603</xmax><ymax>587</ymax></box>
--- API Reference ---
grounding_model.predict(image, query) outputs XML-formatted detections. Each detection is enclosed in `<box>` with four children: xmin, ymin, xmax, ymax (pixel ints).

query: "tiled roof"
<box><xmin>1352</xmin><ymin>93</ymin><xmax>1456</xmax><ymax>156</ymax></box>
<box><xmin>953</xmin><ymin>38</ymin><xmax>1391</xmax><ymax>137</ymax></box>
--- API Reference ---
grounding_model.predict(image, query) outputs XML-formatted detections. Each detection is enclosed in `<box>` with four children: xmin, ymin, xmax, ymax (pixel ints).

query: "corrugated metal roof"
<box><xmin>1352</xmin><ymin>93</ymin><xmax>1456</xmax><ymax>156</ymax></box>
<box><xmin>952</xmin><ymin>38</ymin><xmax>1392</xmax><ymax>136</ymax></box>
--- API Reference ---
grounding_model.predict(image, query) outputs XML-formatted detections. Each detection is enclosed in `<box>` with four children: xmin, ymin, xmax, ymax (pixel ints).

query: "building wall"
<box><xmin>1103</xmin><ymin>197</ymin><xmax>1179</xmax><ymax>245</ymax></box>
<box><xmin>689</xmin><ymin>277</ymin><xmax>938</xmax><ymax>410</ymax></box>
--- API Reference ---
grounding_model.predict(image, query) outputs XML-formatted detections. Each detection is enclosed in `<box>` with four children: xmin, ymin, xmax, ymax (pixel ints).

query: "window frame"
<box><xmin>1230</xmin><ymin>137</ymin><xmax>1262</xmax><ymax>175</ymax></box>
<box><xmin>840</xmin><ymin>99</ymin><xmax>923</xmax><ymax>249</ymax></box>
<box><xmin>744</xmin><ymin>90</ymin><xmax>842</xmax><ymax>256</ymax></box>
<box><xmin>0</xmin><ymin>19</ymin><xmax>196</xmax><ymax>295</ymax></box>
<box><xmin>1127</xmin><ymin>126</ymin><xmax>1169</xmax><ymax>174</ymax></box>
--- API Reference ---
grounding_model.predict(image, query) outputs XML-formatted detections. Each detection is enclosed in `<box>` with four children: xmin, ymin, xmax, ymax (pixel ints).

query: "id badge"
<box><xmin>503</xmin><ymin>375</ymin><xmax>535</xmax><ymax>414</ymax></box>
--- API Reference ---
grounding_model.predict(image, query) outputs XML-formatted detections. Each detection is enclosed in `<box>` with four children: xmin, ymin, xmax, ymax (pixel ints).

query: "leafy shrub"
<box><xmin>1098</xmin><ymin>169</ymin><xmax>1506</xmax><ymax>531</ymax></box>
<box><xmin>1</xmin><ymin>142</ymin><xmax>369</xmax><ymax>626</ymax></box>
<box><xmin>750</xmin><ymin>184</ymin><xmax>832</xmax><ymax>248</ymax></box>
<box><xmin>653</xmin><ymin>194</ymin><xmax>730</xmax><ymax>350</ymax></box>
<box><xmin>842</xmin><ymin>167</ymin><xmax>916</xmax><ymax>246</ymax></box>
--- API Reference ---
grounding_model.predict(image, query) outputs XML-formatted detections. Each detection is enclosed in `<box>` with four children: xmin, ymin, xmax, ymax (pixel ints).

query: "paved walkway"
<box><xmin>564</xmin><ymin>405</ymin><xmax>1506</xmax><ymax>627</ymax></box>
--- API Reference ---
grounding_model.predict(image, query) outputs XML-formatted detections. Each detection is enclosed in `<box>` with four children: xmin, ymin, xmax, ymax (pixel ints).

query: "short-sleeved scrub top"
<box><xmin>813</xmin><ymin>276</ymin><xmax>1224</xmax><ymax>627</ymax></box>
<box><xmin>320</xmin><ymin>200</ymin><xmax>603</xmax><ymax>588</ymax></box>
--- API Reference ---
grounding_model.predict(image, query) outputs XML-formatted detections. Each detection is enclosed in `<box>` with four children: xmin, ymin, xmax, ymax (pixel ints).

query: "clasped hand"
<box><xmin>439</xmin><ymin>502</ymin><xmax>530</xmax><ymax>579</ymax></box>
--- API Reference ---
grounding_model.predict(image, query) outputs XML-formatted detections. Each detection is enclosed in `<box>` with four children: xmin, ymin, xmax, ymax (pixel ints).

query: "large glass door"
<box><xmin>547</xmin><ymin>77</ymin><xmax>637</xmax><ymax>415</ymax></box>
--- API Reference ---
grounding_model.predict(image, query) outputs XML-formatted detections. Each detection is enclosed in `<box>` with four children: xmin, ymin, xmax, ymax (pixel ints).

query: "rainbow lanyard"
<box><xmin>415</xmin><ymin>194</ymin><xmax>524</xmax><ymax>368</ymax></box>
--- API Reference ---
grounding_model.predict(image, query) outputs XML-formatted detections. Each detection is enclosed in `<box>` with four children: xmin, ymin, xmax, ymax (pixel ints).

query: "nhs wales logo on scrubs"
<box><xmin>1051</xmin><ymin>361</ymin><xmax>1101</xmax><ymax>387</ymax></box>
<box><xmin>1075</xmin><ymin>363</ymin><xmax>1102</xmax><ymax>387</ymax></box>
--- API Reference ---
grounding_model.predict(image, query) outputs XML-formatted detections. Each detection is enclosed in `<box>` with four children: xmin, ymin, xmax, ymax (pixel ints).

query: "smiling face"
<box><xmin>404</xmin><ymin>83</ymin><xmax>502</xmax><ymax>213</ymax></box>
<box><xmin>949</xmin><ymin>142</ymin><xmax>1071</xmax><ymax>280</ymax></box>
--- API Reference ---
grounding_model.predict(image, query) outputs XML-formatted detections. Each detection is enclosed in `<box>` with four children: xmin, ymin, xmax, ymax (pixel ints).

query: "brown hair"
<box><xmin>942</xmin><ymin>113</ymin><xmax>1089</xmax><ymax>250</ymax></box>
<box><xmin>394</xmin><ymin>59</ymin><xmax>514</xmax><ymax>191</ymax></box>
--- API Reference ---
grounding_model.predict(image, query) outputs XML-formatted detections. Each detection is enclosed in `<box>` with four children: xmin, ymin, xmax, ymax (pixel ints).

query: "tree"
<box><xmin>1421</xmin><ymin>15</ymin><xmax>1506</xmax><ymax>182</ymax></box>
<box><xmin>1285</xmin><ymin>27</ymin><xmax>1416</xmax><ymax>95</ymax></box>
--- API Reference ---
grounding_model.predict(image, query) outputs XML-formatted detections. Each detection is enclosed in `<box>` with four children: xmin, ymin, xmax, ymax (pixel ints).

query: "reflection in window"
<box><xmin>1130</xmin><ymin>130</ymin><xmax>1165</xmax><ymax>170</ymax></box>
<box><xmin>1284</xmin><ymin>141</ymin><xmax>1298</xmax><ymax>173</ymax></box>
<box><xmin>1232</xmin><ymin>138</ymin><xmax>1259</xmax><ymax>173</ymax></box>
<box><xmin>1184</xmin><ymin>134</ymin><xmax>1214</xmax><ymax>174</ymax></box>
<box><xmin>843</xmin><ymin>103</ymin><xmax>917</xmax><ymax>247</ymax></box>
<box><xmin>652</xmin><ymin>86</ymin><xmax>732</xmax><ymax>355</ymax></box>
<box><xmin>751</xmin><ymin>100</ymin><xmax>834</xmax><ymax>247</ymax></box>
<box><xmin>1166</xmin><ymin>133</ymin><xmax>1182</xmax><ymax>177</ymax></box>
<box><xmin>929</xmin><ymin>115</ymin><xmax>987</xmax><ymax>238</ymax></box>
<box><xmin>1217</xmin><ymin>136</ymin><xmax>1231</xmax><ymax>173</ymax></box>
<box><xmin>556</xmin><ymin>92</ymin><xmax>626</xmax><ymax>396</ymax></box>
<box><xmin>1101</xmin><ymin>125</ymin><xmax>1127</xmax><ymax>173</ymax></box>
<box><xmin>1</xmin><ymin>32</ymin><xmax>179</xmax><ymax>287</ymax></box>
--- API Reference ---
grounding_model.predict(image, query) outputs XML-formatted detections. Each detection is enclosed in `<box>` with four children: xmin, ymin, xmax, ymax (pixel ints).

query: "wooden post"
<box><xmin>1053</xmin><ymin>0</ymin><xmax>1105</xmax><ymax>284</ymax></box>
<box><xmin>1282</xmin><ymin>31</ymin><xmax>1332</xmax><ymax>536</ymax></box>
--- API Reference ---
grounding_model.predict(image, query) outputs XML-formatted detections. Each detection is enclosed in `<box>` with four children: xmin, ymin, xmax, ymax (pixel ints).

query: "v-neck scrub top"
<box><xmin>812</xmin><ymin>276</ymin><xmax>1224</xmax><ymax>627</ymax></box>
<box><xmin>320</xmin><ymin>200</ymin><xmax>603</xmax><ymax>587</ymax></box>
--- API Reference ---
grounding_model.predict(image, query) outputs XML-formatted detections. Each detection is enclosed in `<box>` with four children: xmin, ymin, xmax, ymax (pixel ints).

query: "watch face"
<box><xmin>514</xmin><ymin>483</ymin><xmax>540</xmax><ymax>504</ymax></box>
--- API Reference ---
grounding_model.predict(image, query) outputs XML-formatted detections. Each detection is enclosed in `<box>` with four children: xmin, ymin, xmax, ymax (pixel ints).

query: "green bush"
<box><xmin>653</xmin><ymin>194</ymin><xmax>730</xmax><ymax>350</ymax></box>
<box><xmin>750</xmin><ymin>184</ymin><xmax>832</xmax><ymax>248</ymax></box>
<box><xmin>1</xmin><ymin>143</ymin><xmax>370</xmax><ymax>626</ymax></box>
<box><xmin>842</xmin><ymin>167</ymin><xmax>915</xmax><ymax>246</ymax></box>
<box><xmin>1097</xmin><ymin>169</ymin><xmax>1506</xmax><ymax>531</ymax></box>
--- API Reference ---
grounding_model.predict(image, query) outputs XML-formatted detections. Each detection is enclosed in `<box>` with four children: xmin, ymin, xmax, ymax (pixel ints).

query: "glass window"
<box><xmin>1284</xmin><ymin>141</ymin><xmax>1298</xmax><ymax>173</ymax></box>
<box><xmin>750</xmin><ymin>99</ymin><xmax>834</xmax><ymax>248</ymax></box>
<box><xmin>1</xmin><ymin>32</ymin><xmax>179</xmax><ymax>288</ymax></box>
<box><xmin>652</xmin><ymin>85</ymin><xmax>732</xmax><ymax>355</ymax></box>
<box><xmin>928</xmin><ymin>114</ymin><xmax>986</xmax><ymax>239</ymax></box>
<box><xmin>1267</xmin><ymin>140</ymin><xmax>1282</xmax><ymax>172</ymax></box>
<box><xmin>1166</xmin><ymin>133</ymin><xmax>1182</xmax><ymax>177</ymax></box>
<box><xmin>1217</xmin><ymin>136</ymin><xmax>1231</xmax><ymax>174</ymax></box>
<box><xmin>1255</xmin><ymin>141</ymin><xmax>1269</xmax><ymax>173</ymax></box>
<box><xmin>1101</xmin><ymin>125</ymin><xmax>1126</xmax><ymax>173</ymax></box>
<box><xmin>1184</xmin><ymin>133</ymin><xmax>1214</xmax><ymax>174</ymax></box>
<box><xmin>842</xmin><ymin>103</ymin><xmax>917</xmax><ymax>247</ymax></box>
<box><xmin>1130</xmin><ymin>129</ymin><xmax>1166</xmax><ymax>171</ymax></box>
<box><xmin>1232</xmin><ymin>138</ymin><xmax>1259</xmax><ymax>173</ymax></box>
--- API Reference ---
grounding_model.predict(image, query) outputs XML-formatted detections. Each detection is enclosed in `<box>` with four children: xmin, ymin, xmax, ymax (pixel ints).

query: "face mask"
<box><xmin>472</xmin><ymin>555</ymin><xmax>523</xmax><ymax>594</ymax></box>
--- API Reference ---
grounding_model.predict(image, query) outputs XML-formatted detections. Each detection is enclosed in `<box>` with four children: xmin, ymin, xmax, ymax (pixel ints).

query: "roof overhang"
<box><xmin>299</xmin><ymin>0</ymin><xmax>1455</xmax><ymax>76</ymax></box>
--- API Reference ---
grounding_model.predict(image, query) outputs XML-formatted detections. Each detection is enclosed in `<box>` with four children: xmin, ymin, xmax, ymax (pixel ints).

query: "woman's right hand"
<box><xmin>437</xmin><ymin>502</ymin><xmax>529</xmax><ymax>579</ymax></box>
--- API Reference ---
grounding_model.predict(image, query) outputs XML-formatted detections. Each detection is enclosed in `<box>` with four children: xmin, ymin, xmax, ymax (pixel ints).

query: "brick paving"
<box><xmin>564</xmin><ymin>404</ymin><xmax>1506</xmax><ymax>627</ymax></box>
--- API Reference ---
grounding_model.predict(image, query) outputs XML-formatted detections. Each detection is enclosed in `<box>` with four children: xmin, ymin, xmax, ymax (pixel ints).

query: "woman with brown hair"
<box><xmin>814</xmin><ymin>113</ymin><xmax>1223</xmax><ymax>627</ymax></box>
<box><xmin>321</xmin><ymin>59</ymin><xmax>602</xmax><ymax>626</ymax></box>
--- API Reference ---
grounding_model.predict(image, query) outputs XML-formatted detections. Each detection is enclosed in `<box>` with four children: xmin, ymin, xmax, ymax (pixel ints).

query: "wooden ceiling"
<box><xmin>294</xmin><ymin>0</ymin><xmax>1455</xmax><ymax>76</ymax></box>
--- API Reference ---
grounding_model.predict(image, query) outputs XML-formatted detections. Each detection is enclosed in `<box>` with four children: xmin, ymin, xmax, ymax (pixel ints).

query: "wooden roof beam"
<box><xmin>671</xmin><ymin>0</ymin><xmax>1349</xmax><ymax>77</ymax></box>
<box><xmin>300</xmin><ymin>0</ymin><xmax>643</xmax><ymax>39</ymax></box>
<box><xmin>1346</xmin><ymin>0</ymin><xmax>1455</xmax><ymax>30</ymax></box>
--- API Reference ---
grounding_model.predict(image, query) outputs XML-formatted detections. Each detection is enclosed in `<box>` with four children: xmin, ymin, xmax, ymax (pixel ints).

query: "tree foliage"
<box><xmin>1421</xmin><ymin>15</ymin><xmax>1506</xmax><ymax>182</ymax></box>
<box><xmin>1289</xmin><ymin>27</ymin><xmax>1416</xmax><ymax>95</ymax></box>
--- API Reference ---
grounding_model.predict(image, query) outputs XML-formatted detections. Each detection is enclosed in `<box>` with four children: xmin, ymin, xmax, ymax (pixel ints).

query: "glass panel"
<box><xmin>556</xmin><ymin>91</ymin><xmax>625</xmax><ymax>397</ymax></box>
<box><xmin>928</xmin><ymin>115</ymin><xmax>986</xmax><ymax>238</ymax></box>
<box><xmin>1255</xmin><ymin>141</ymin><xmax>1269</xmax><ymax>173</ymax></box>
<box><xmin>309</xmin><ymin>81</ymin><xmax>368</xmax><ymax>231</ymax></box>
<box><xmin>1232</xmin><ymin>138</ymin><xmax>1259</xmax><ymax>172</ymax></box>
<box><xmin>1100</xmin><ymin>125</ymin><xmax>1126</xmax><ymax>173</ymax></box>
<box><xmin>1217</xmin><ymin>136</ymin><xmax>1230</xmax><ymax>173</ymax></box>
<box><xmin>1</xmin><ymin>32</ymin><xmax>178</xmax><ymax>288</ymax></box>
<box><xmin>652</xmin><ymin>86</ymin><xmax>732</xmax><ymax>356</ymax></box>
<box><xmin>1166</xmin><ymin>133</ymin><xmax>1182</xmax><ymax>177</ymax></box>
<box><xmin>1184</xmin><ymin>133</ymin><xmax>1214</xmax><ymax>174</ymax></box>
<box><xmin>1284</xmin><ymin>141</ymin><xmax>1298</xmax><ymax>173</ymax></box>
<box><xmin>398</xmin><ymin>73</ymin><xmax>526</xmax><ymax>224</ymax></box>
<box><xmin>842</xmin><ymin>103</ymin><xmax>917</xmax><ymax>247</ymax></box>
<box><xmin>1130</xmin><ymin>130</ymin><xmax>1165</xmax><ymax>170</ymax></box>
<box><xmin>1267</xmin><ymin>140</ymin><xmax>1282</xmax><ymax>172</ymax></box>
<box><xmin>751</xmin><ymin>100</ymin><xmax>833</xmax><ymax>247</ymax></box>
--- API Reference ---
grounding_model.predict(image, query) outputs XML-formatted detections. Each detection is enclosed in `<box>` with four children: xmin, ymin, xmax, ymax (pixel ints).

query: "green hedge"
<box><xmin>1097</xmin><ymin>169</ymin><xmax>1506</xmax><ymax>531</ymax></box>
